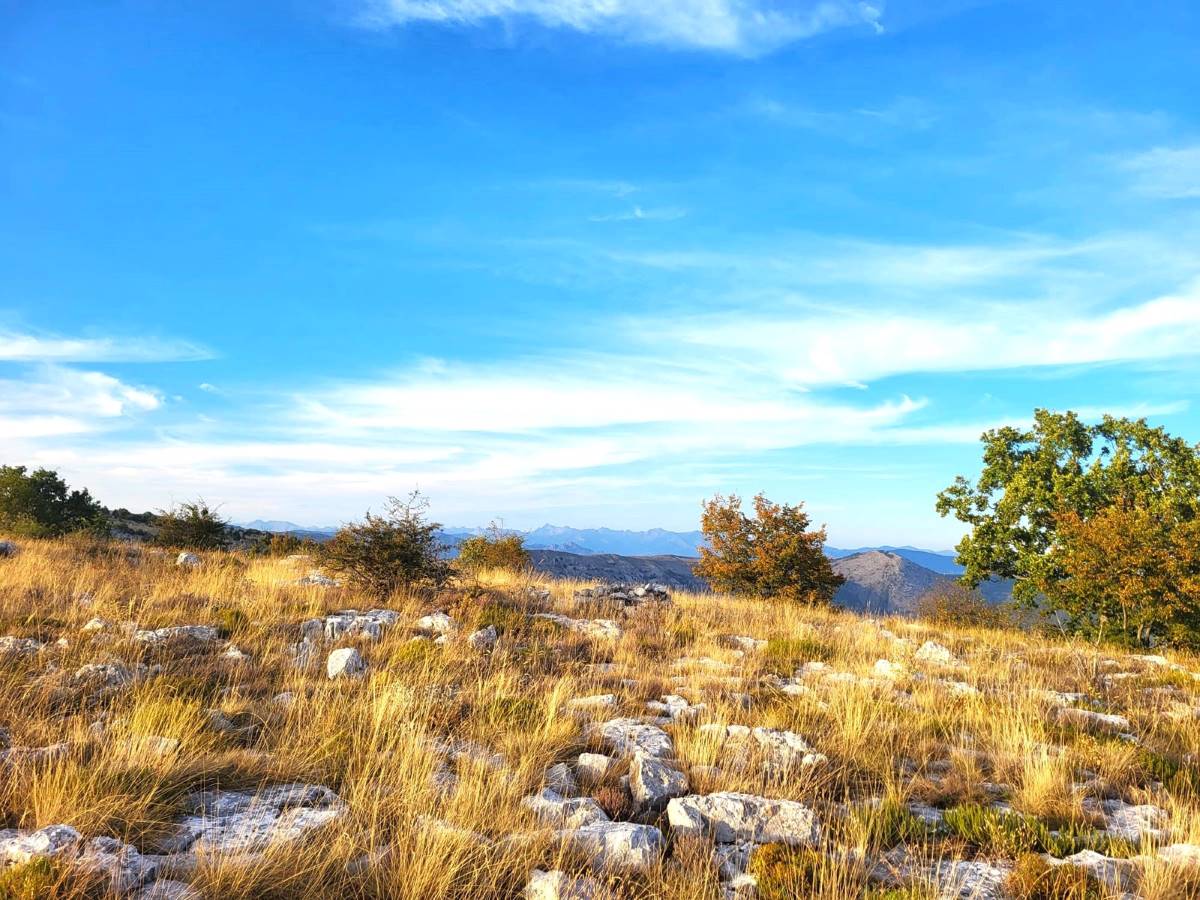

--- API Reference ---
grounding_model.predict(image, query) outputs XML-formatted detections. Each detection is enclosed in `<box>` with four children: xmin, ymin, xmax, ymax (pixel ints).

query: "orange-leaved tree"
<box><xmin>695</xmin><ymin>493</ymin><xmax>844</xmax><ymax>604</ymax></box>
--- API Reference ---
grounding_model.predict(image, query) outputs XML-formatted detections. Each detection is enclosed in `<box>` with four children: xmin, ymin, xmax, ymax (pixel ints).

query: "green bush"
<box><xmin>848</xmin><ymin>798</ymin><xmax>935</xmax><ymax>851</ymax></box>
<box><xmin>154</xmin><ymin>499</ymin><xmax>230</xmax><ymax>550</ymax></box>
<box><xmin>319</xmin><ymin>491</ymin><xmax>450</xmax><ymax>599</ymax></box>
<box><xmin>456</xmin><ymin>524</ymin><xmax>530</xmax><ymax>574</ymax></box>
<box><xmin>0</xmin><ymin>465</ymin><xmax>106</xmax><ymax>538</ymax></box>
<box><xmin>942</xmin><ymin>803</ymin><xmax>1134</xmax><ymax>858</ymax></box>
<box><xmin>748</xmin><ymin>844</ymin><xmax>823</xmax><ymax>900</ymax></box>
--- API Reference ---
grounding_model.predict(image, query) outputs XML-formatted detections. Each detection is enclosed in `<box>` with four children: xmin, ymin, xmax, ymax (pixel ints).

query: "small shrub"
<box><xmin>1005</xmin><ymin>852</ymin><xmax>1102</xmax><ymax>899</ymax></box>
<box><xmin>154</xmin><ymin>499</ymin><xmax>230</xmax><ymax>550</ymax></box>
<box><xmin>593</xmin><ymin>782</ymin><xmax>635</xmax><ymax>820</ymax></box>
<box><xmin>214</xmin><ymin>605</ymin><xmax>250</xmax><ymax>637</ymax></box>
<box><xmin>393</xmin><ymin>639</ymin><xmax>441</xmax><ymax>669</ymax></box>
<box><xmin>762</xmin><ymin>637</ymin><xmax>831</xmax><ymax>675</ymax></box>
<box><xmin>320</xmin><ymin>491</ymin><xmax>450</xmax><ymax>599</ymax></box>
<box><xmin>848</xmin><ymin>798</ymin><xmax>935</xmax><ymax>851</ymax></box>
<box><xmin>748</xmin><ymin>844</ymin><xmax>823</xmax><ymax>900</ymax></box>
<box><xmin>942</xmin><ymin>803</ymin><xmax>1134</xmax><ymax>858</ymax></box>
<box><xmin>456</xmin><ymin>523</ymin><xmax>530</xmax><ymax>574</ymax></box>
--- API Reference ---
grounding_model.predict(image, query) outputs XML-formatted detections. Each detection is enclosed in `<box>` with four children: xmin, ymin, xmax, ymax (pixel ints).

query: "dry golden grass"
<box><xmin>1</xmin><ymin>537</ymin><xmax>1199</xmax><ymax>898</ymax></box>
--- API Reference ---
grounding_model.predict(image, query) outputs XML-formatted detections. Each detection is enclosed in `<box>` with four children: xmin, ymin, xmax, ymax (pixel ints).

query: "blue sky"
<box><xmin>2</xmin><ymin>0</ymin><xmax>1199</xmax><ymax>547</ymax></box>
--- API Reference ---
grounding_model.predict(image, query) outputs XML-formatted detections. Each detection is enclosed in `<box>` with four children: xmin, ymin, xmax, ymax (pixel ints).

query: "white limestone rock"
<box><xmin>525</xmin><ymin>868</ymin><xmax>609</xmax><ymax>900</ymax></box>
<box><xmin>576</xmin><ymin>753</ymin><xmax>612</xmax><ymax>783</ymax></box>
<box><xmin>590</xmin><ymin>718</ymin><xmax>673</xmax><ymax>759</ymax></box>
<box><xmin>134</xmin><ymin>625</ymin><xmax>220</xmax><ymax>645</ymax></box>
<box><xmin>667</xmin><ymin>792</ymin><xmax>821</xmax><ymax>846</ymax></box>
<box><xmin>630</xmin><ymin>754</ymin><xmax>689</xmax><ymax>810</ymax></box>
<box><xmin>160</xmin><ymin>783</ymin><xmax>346</xmax><ymax>854</ymax></box>
<box><xmin>0</xmin><ymin>824</ymin><xmax>82</xmax><ymax>864</ymax></box>
<box><xmin>326</xmin><ymin>647</ymin><xmax>367</xmax><ymax>680</ymax></box>
<box><xmin>522</xmin><ymin>788</ymin><xmax>609</xmax><ymax>828</ymax></box>
<box><xmin>914</xmin><ymin>641</ymin><xmax>961</xmax><ymax>667</ymax></box>
<box><xmin>533</xmin><ymin>613</ymin><xmax>622</xmax><ymax>641</ymax></box>
<box><xmin>468</xmin><ymin>625</ymin><xmax>498</xmax><ymax>651</ymax></box>
<box><xmin>175</xmin><ymin>552</ymin><xmax>201</xmax><ymax>568</ymax></box>
<box><xmin>556</xmin><ymin>821</ymin><xmax>664</xmax><ymax>871</ymax></box>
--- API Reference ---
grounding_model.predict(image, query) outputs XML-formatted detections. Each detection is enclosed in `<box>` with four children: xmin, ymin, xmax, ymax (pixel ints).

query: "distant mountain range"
<box><xmin>237</xmin><ymin>520</ymin><xmax>963</xmax><ymax>571</ymax></box>
<box><xmin>234</xmin><ymin>518</ymin><xmax>997</xmax><ymax>616</ymax></box>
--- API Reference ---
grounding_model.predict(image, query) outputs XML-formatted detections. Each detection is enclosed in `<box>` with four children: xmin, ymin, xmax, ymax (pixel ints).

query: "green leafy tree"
<box><xmin>154</xmin><ymin>500</ymin><xmax>231</xmax><ymax>550</ymax></box>
<box><xmin>695</xmin><ymin>493</ymin><xmax>844</xmax><ymax>603</ymax></box>
<box><xmin>457</xmin><ymin>522</ymin><xmax>531</xmax><ymax>574</ymax></box>
<box><xmin>0</xmin><ymin>465</ymin><xmax>106</xmax><ymax>537</ymax></box>
<box><xmin>320</xmin><ymin>491</ymin><xmax>450</xmax><ymax>598</ymax></box>
<box><xmin>937</xmin><ymin>410</ymin><xmax>1200</xmax><ymax>644</ymax></box>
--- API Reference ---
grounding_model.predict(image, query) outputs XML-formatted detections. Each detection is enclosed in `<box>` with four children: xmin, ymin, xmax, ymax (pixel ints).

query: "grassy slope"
<box><xmin>0</xmin><ymin>537</ymin><xmax>1198</xmax><ymax>898</ymax></box>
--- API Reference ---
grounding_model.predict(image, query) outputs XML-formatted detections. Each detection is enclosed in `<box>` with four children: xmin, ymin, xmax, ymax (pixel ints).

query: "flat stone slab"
<box><xmin>667</xmin><ymin>792</ymin><xmax>821</xmax><ymax>846</ymax></box>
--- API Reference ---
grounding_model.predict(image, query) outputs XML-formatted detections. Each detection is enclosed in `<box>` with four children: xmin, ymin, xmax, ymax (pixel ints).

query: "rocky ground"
<box><xmin>1</xmin><ymin>539</ymin><xmax>1199</xmax><ymax>898</ymax></box>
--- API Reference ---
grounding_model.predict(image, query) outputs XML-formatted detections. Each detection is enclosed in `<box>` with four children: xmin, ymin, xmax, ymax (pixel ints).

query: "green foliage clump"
<box><xmin>1005</xmin><ymin>852</ymin><xmax>1103</xmax><ymax>900</ymax></box>
<box><xmin>0</xmin><ymin>858</ymin><xmax>70</xmax><ymax>900</ymax></box>
<box><xmin>937</xmin><ymin>410</ymin><xmax>1200</xmax><ymax>647</ymax></box>
<box><xmin>154</xmin><ymin>499</ymin><xmax>230</xmax><ymax>550</ymax></box>
<box><xmin>213</xmin><ymin>604</ymin><xmax>250</xmax><ymax>638</ymax></box>
<box><xmin>748</xmin><ymin>844</ymin><xmax>824</xmax><ymax>900</ymax></box>
<box><xmin>762</xmin><ymin>636</ymin><xmax>831</xmax><ymax>676</ymax></box>
<box><xmin>0</xmin><ymin>465</ymin><xmax>106</xmax><ymax>537</ymax></box>
<box><xmin>848</xmin><ymin>798</ymin><xmax>936</xmax><ymax>851</ymax></box>
<box><xmin>320</xmin><ymin>491</ymin><xmax>450</xmax><ymax>599</ymax></box>
<box><xmin>456</xmin><ymin>523</ymin><xmax>530</xmax><ymax>574</ymax></box>
<box><xmin>696</xmin><ymin>492</ymin><xmax>844</xmax><ymax>604</ymax></box>
<box><xmin>942</xmin><ymin>803</ymin><xmax>1134</xmax><ymax>858</ymax></box>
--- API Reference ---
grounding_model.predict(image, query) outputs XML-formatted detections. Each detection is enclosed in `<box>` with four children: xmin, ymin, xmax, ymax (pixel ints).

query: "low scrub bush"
<box><xmin>942</xmin><ymin>803</ymin><xmax>1134</xmax><ymax>858</ymax></box>
<box><xmin>1005</xmin><ymin>853</ymin><xmax>1102</xmax><ymax>899</ymax></box>
<box><xmin>762</xmin><ymin>636</ymin><xmax>831</xmax><ymax>675</ymax></box>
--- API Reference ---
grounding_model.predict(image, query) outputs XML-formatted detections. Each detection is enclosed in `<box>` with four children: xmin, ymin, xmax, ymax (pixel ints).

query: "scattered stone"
<box><xmin>319</xmin><ymin>609</ymin><xmax>399</xmax><ymax>642</ymax></box>
<box><xmin>0</xmin><ymin>823</ymin><xmax>82</xmax><ymax>864</ymax></box>
<box><xmin>0</xmin><ymin>636</ymin><xmax>43</xmax><ymax>657</ymax></box>
<box><xmin>630</xmin><ymin>754</ymin><xmax>689</xmax><ymax>810</ymax></box>
<box><xmin>468</xmin><ymin>625</ymin><xmax>498</xmax><ymax>651</ymax></box>
<box><xmin>646</xmin><ymin>694</ymin><xmax>705</xmax><ymax>723</ymax></box>
<box><xmin>159</xmin><ymin>784</ymin><xmax>346</xmax><ymax>854</ymax></box>
<box><xmin>574</xmin><ymin>583</ymin><xmax>671</xmax><ymax>609</ymax></box>
<box><xmin>522</xmin><ymin>788</ymin><xmax>609</xmax><ymax>828</ymax></box>
<box><xmin>590</xmin><ymin>718</ymin><xmax>673</xmax><ymax>759</ymax></box>
<box><xmin>73</xmin><ymin>662</ymin><xmax>133</xmax><ymax>689</ymax></box>
<box><xmin>873</xmin><ymin>659</ymin><xmax>906</xmax><ymax>679</ymax></box>
<box><xmin>221</xmin><ymin>644</ymin><xmax>251</xmax><ymax>662</ymax></box>
<box><xmin>576</xmin><ymin>753</ymin><xmax>612</xmax><ymax>783</ymax></box>
<box><xmin>1045</xmin><ymin>849</ymin><xmax>1136</xmax><ymax>893</ymax></box>
<box><xmin>296</xmin><ymin>573</ymin><xmax>339</xmax><ymax>587</ymax></box>
<box><xmin>82</xmin><ymin>617</ymin><xmax>111</xmax><ymax>633</ymax></box>
<box><xmin>134</xmin><ymin>625</ymin><xmax>220</xmax><ymax>645</ymax></box>
<box><xmin>546</xmin><ymin>762</ymin><xmax>578</xmax><ymax>796</ymax></box>
<box><xmin>327</xmin><ymin>647</ymin><xmax>367</xmax><ymax>680</ymax></box>
<box><xmin>1051</xmin><ymin>706</ymin><xmax>1132</xmax><ymax>735</ymax></box>
<box><xmin>525</xmin><ymin>868</ymin><xmax>609</xmax><ymax>900</ymax></box>
<box><xmin>1085</xmin><ymin>798</ymin><xmax>1167</xmax><ymax>843</ymax></box>
<box><xmin>914</xmin><ymin>641</ymin><xmax>961</xmax><ymax>667</ymax></box>
<box><xmin>556</xmin><ymin>821</ymin><xmax>664</xmax><ymax>871</ymax></box>
<box><xmin>699</xmin><ymin>725</ymin><xmax>826</xmax><ymax>775</ymax></box>
<box><xmin>415</xmin><ymin>612</ymin><xmax>456</xmax><ymax>636</ymax></box>
<box><xmin>532</xmin><ymin>613</ymin><xmax>622</xmax><ymax>641</ymax></box>
<box><xmin>0</xmin><ymin>540</ymin><xmax>16</xmax><ymax>557</ymax></box>
<box><xmin>0</xmin><ymin>742</ymin><xmax>70</xmax><ymax>767</ymax></box>
<box><xmin>175</xmin><ymin>552</ymin><xmax>201</xmax><ymax>568</ymax></box>
<box><xmin>131</xmin><ymin>880</ymin><xmax>203</xmax><ymax>900</ymax></box>
<box><xmin>75</xmin><ymin>835</ymin><xmax>160</xmax><ymax>893</ymax></box>
<box><xmin>667</xmin><ymin>792</ymin><xmax>821</xmax><ymax>846</ymax></box>
<box><xmin>414</xmin><ymin>815</ymin><xmax>492</xmax><ymax>846</ymax></box>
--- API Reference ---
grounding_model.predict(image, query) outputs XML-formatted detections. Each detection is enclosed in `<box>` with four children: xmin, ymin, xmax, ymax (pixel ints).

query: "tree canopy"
<box><xmin>937</xmin><ymin>410</ymin><xmax>1200</xmax><ymax>646</ymax></box>
<box><xmin>0</xmin><ymin>465</ymin><xmax>106</xmax><ymax>537</ymax></box>
<box><xmin>696</xmin><ymin>493</ymin><xmax>844</xmax><ymax>604</ymax></box>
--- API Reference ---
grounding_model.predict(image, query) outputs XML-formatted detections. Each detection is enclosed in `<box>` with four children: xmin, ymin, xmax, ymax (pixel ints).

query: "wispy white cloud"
<box><xmin>0</xmin><ymin>330</ymin><xmax>211</xmax><ymax>363</ymax></box>
<box><xmin>657</xmin><ymin>281</ymin><xmax>1200</xmax><ymax>386</ymax></box>
<box><xmin>353</xmin><ymin>0</ymin><xmax>884</xmax><ymax>54</ymax></box>
<box><xmin>1120</xmin><ymin>144</ymin><xmax>1200</xmax><ymax>199</ymax></box>
<box><xmin>0</xmin><ymin>365</ymin><xmax>161</xmax><ymax>438</ymax></box>
<box><xmin>588</xmin><ymin>205</ymin><xmax>688</xmax><ymax>223</ymax></box>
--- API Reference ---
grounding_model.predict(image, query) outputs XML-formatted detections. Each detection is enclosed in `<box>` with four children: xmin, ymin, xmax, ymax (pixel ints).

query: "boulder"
<box><xmin>533</xmin><ymin>613</ymin><xmax>622</xmax><ymax>641</ymax></box>
<box><xmin>590</xmin><ymin>718</ymin><xmax>673</xmax><ymax>759</ymax></box>
<box><xmin>416</xmin><ymin>612</ymin><xmax>456</xmax><ymax>636</ymax></box>
<box><xmin>630</xmin><ymin>754</ymin><xmax>689</xmax><ymax>810</ymax></box>
<box><xmin>175</xmin><ymin>552</ymin><xmax>201</xmax><ymax>568</ymax></box>
<box><xmin>131</xmin><ymin>880</ymin><xmax>203</xmax><ymax>900</ymax></box>
<box><xmin>556</xmin><ymin>821</ymin><xmax>664</xmax><ymax>871</ymax></box>
<box><xmin>159</xmin><ymin>783</ymin><xmax>346</xmax><ymax>855</ymax></box>
<box><xmin>0</xmin><ymin>636</ymin><xmax>43</xmax><ymax>657</ymax></box>
<box><xmin>546</xmin><ymin>762</ymin><xmax>578</xmax><ymax>796</ymax></box>
<box><xmin>522</xmin><ymin>788</ymin><xmax>609</xmax><ymax>828</ymax></box>
<box><xmin>667</xmin><ymin>792</ymin><xmax>821</xmax><ymax>846</ymax></box>
<box><xmin>468</xmin><ymin>625</ymin><xmax>498</xmax><ymax>651</ymax></box>
<box><xmin>0</xmin><ymin>824</ymin><xmax>82</xmax><ymax>864</ymax></box>
<box><xmin>73</xmin><ymin>662</ymin><xmax>133</xmax><ymax>689</ymax></box>
<box><xmin>0</xmin><ymin>540</ymin><xmax>16</xmax><ymax>557</ymax></box>
<box><xmin>327</xmin><ymin>647</ymin><xmax>367</xmax><ymax>680</ymax></box>
<box><xmin>74</xmin><ymin>835</ymin><xmax>159</xmax><ymax>893</ymax></box>
<box><xmin>576</xmin><ymin>753</ymin><xmax>612</xmax><ymax>783</ymax></box>
<box><xmin>134</xmin><ymin>625</ymin><xmax>220</xmax><ymax>645</ymax></box>
<box><xmin>914</xmin><ymin>641</ymin><xmax>960</xmax><ymax>667</ymax></box>
<box><xmin>525</xmin><ymin>868</ymin><xmax>609</xmax><ymax>900</ymax></box>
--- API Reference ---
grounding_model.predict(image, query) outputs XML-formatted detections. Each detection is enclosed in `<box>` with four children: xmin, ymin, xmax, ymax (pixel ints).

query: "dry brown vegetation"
<box><xmin>2</xmin><ymin>537</ymin><xmax>1200</xmax><ymax>898</ymax></box>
